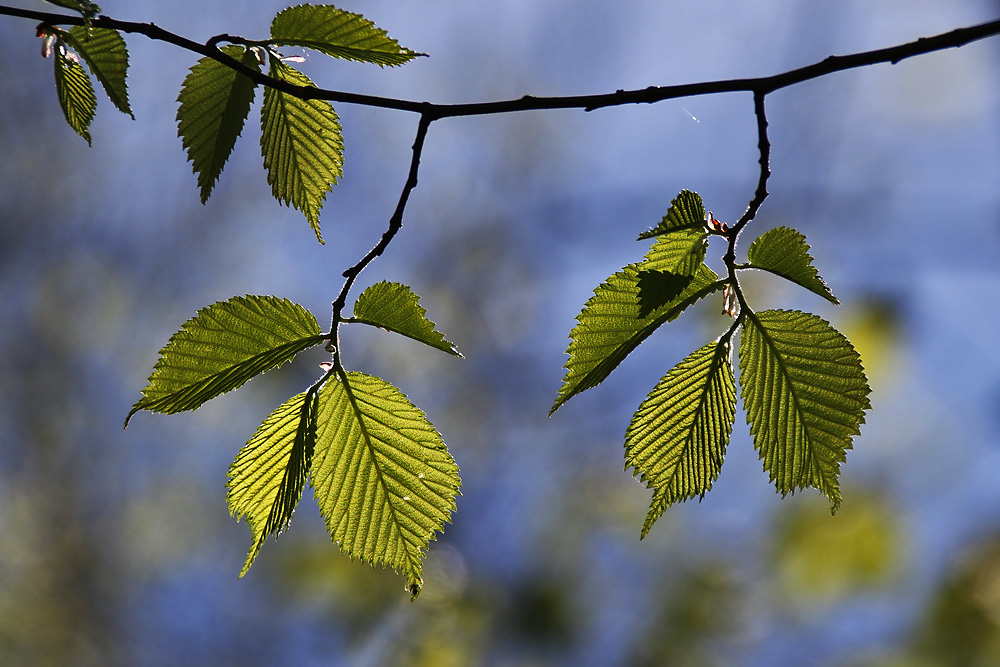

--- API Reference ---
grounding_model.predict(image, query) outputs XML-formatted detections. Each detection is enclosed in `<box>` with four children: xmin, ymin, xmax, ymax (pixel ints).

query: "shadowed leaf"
<box><xmin>64</xmin><ymin>26</ymin><xmax>131</xmax><ymax>117</ymax></box>
<box><xmin>552</xmin><ymin>229</ymin><xmax>715</xmax><ymax>413</ymax></box>
<box><xmin>637</xmin><ymin>271</ymin><xmax>692</xmax><ymax>318</ymax></box>
<box><xmin>177</xmin><ymin>46</ymin><xmax>260</xmax><ymax>202</ymax></box>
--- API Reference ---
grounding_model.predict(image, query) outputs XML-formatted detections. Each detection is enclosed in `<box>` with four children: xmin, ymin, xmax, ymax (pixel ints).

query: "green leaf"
<box><xmin>125</xmin><ymin>295</ymin><xmax>326</xmax><ymax>425</ymax></box>
<box><xmin>261</xmin><ymin>59</ymin><xmax>343</xmax><ymax>243</ymax></box>
<box><xmin>625</xmin><ymin>340</ymin><xmax>737</xmax><ymax>538</ymax></box>
<box><xmin>636</xmin><ymin>271</ymin><xmax>692</xmax><ymax>319</ymax></box>
<box><xmin>746</xmin><ymin>227</ymin><xmax>839</xmax><ymax>305</ymax></box>
<box><xmin>53</xmin><ymin>47</ymin><xmax>96</xmax><ymax>145</ymax></box>
<box><xmin>228</xmin><ymin>390</ymin><xmax>318</xmax><ymax>577</ymax></box>
<box><xmin>738</xmin><ymin>309</ymin><xmax>871</xmax><ymax>511</ymax></box>
<box><xmin>270</xmin><ymin>4</ymin><xmax>422</xmax><ymax>66</ymax></box>
<box><xmin>637</xmin><ymin>190</ymin><xmax>706</xmax><ymax>240</ymax></box>
<box><xmin>64</xmin><ymin>26</ymin><xmax>132</xmax><ymax>118</ymax></box>
<box><xmin>352</xmin><ymin>281</ymin><xmax>462</xmax><ymax>357</ymax></box>
<box><xmin>177</xmin><ymin>46</ymin><xmax>260</xmax><ymax>202</ymax></box>
<box><xmin>552</xmin><ymin>230</ymin><xmax>717</xmax><ymax>413</ymax></box>
<box><xmin>43</xmin><ymin>0</ymin><xmax>100</xmax><ymax>16</ymax></box>
<box><xmin>311</xmin><ymin>372</ymin><xmax>460</xmax><ymax>598</ymax></box>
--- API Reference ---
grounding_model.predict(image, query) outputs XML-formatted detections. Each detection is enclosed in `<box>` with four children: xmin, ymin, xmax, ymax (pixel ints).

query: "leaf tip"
<box><xmin>123</xmin><ymin>404</ymin><xmax>141</xmax><ymax>429</ymax></box>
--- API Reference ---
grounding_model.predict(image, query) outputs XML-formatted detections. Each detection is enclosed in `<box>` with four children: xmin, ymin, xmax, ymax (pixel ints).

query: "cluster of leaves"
<box><xmin>33</xmin><ymin>2</ymin><xmax>873</xmax><ymax>597</ymax></box>
<box><xmin>42</xmin><ymin>1</ymin><xmax>420</xmax><ymax>241</ymax></box>
<box><xmin>38</xmin><ymin>2</ymin><xmax>130</xmax><ymax>145</ymax></box>
<box><xmin>552</xmin><ymin>191</ymin><xmax>871</xmax><ymax>537</ymax></box>
<box><xmin>124</xmin><ymin>285</ymin><xmax>462</xmax><ymax>598</ymax></box>
<box><xmin>38</xmin><ymin>0</ymin><xmax>452</xmax><ymax>596</ymax></box>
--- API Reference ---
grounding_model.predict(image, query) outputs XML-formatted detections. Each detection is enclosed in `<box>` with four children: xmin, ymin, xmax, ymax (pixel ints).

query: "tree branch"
<box><xmin>4</xmin><ymin>6</ymin><xmax>999</xmax><ymax>117</ymax></box>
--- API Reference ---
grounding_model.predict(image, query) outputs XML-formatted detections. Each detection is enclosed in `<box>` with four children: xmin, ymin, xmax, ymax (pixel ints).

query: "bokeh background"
<box><xmin>2</xmin><ymin>0</ymin><xmax>1000</xmax><ymax>664</ymax></box>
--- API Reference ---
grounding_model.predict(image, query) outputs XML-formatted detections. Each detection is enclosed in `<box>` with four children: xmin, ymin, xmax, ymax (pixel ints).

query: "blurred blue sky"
<box><xmin>1</xmin><ymin>0</ymin><xmax>1000</xmax><ymax>665</ymax></box>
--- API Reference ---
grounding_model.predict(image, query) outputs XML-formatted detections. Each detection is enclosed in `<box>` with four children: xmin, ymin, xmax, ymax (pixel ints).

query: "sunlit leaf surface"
<box><xmin>352</xmin><ymin>281</ymin><xmax>462</xmax><ymax>356</ymax></box>
<box><xmin>312</xmin><ymin>372</ymin><xmax>460</xmax><ymax>598</ymax></box>
<box><xmin>126</xmin><ymin>295</ymin><xmax>326</xmax><ymax>424</ymax></box>
<box><xmin>739</xmin><ymin>309</ymin><xmax>871</xmax><ymax>510</ymax></box>
<box><xmin>626</xmin><ymin>340</ymin><xmax>737</xmax><ymax>537</ymax></box>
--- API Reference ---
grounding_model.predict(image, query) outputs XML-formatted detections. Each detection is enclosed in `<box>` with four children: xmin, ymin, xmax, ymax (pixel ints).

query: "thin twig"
<box><xmin>330</xmin><ymin>113</ymin><xmax>433</xmax><ymax>330</ymax></box>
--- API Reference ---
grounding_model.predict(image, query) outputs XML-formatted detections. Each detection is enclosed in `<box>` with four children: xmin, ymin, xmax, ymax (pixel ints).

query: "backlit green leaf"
<box><xmin>228</xmin><ymin>390</ymin><xmax>318</xmax><ymax>577</ymax></box>
<box><xmin>352</xmin><ymin>281</ymin><xmax>462</xmax><ymax>357</ymax></box>
<box><xmin>626</xmin><ymin>340</ymin><xmax>737</xmax><ymax>538</ymax></box>
<box><xmin>311</xmin><ymin>372</ymin><xmax>460</xmax><ymax>598</ymax></box>
<box><xmin>746</xmin><ymin>227</ymin><xmax>839</xmax><ymax>304</ymax></box>
<box><xmin>43</xmin><ymin>0</ymin><xmax>99</xmax><ymax>16</ymax></box>
<box><xmin>54</xmin><ymin>47</ymin><xmax>96</xmax><ymax>145</ymax></box>
<box><xmin>637</xmin><ymin>190</ymin><xmax>706</xmax><ymax>240</ymax></box>
<box><xmin>177</xmin><ymin>46</ymin><xmax>260</xmax><ymax>202</ymax></box>
<box><xmin>552</xmin><ymin>230</ymin><xmax>718</xmax><ymax>413</ymax></box>
<box><xmin>64</xmin><ymin>26</ymin><xmax>131</xmax><ymax>117</ymax></box>
<box><xmin>270</xmin><ymin>3</ymin><xmax>422</xmax><ymax>66</ymax></box>
<box><xmin>261</xmin><ymin>59</ymin><xmax>343</xmax><ymax>243</ymax></box>
<box><xmin>125</xmin><ymin>295</ymin><xmax>326</xmax><ymax>425</ymax></box>
<box><xmin>739</xmin><ymin>309</ymin><xmax>871</xmax><ymax>511</ymax></box>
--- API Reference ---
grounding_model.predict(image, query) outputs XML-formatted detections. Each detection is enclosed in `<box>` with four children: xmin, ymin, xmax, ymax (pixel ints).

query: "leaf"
<box><xmin>64</xmin><ymin>26</ymin><xmax>131</xmax><ymax>118</ymax></box>
<box><xmin>638</xmin><ymin>227</ymin><xmax>708</xmax><ymax>274</ymax></box>
<box><xmin>53</xmin><ymin>46</ymin><xmax>97</xmax><ymax>145</ymax></box>
<box><xmin>311</xmin><ymin>372</ymin><xmax>461</xmax><ymax>598</ymax></box>
<box><xmin>637</xmin><ymin>190</ymin><xmax>706</xmax><ymax>240</ymax></box>
<box><xmin>352</xmin><ymin>281</ymin><xmax>462</xmax><ymax>357</ymax></box>
<box><xmin>228</xmin><ymin>390</ymin><xmax>318</xmax><ymax>577</ymax></box>
<box><xmin>738</xmin><ymin>309</ymin><xmax>871</xmax><ymax>511</ymax></box>
<box><xmin>625</xmin><ymin>340</ymin><xmax>737</xmax><ymax>537</ymax></box>
<box><xmin>552</xmin><ymin>230</ymin><xmax>717</xmax><ymax>414</ymax></box>
<box><xmin>746</xmin><ymin>227</ymin><xmax>839</xmax><ymax>305</ymax></box>
<box><xmin>43</xmin><ymin>0</ymin><xmax>100</xmax><ymax>15</ymax></box>
<box><xmin>177</xmin><ymin>46</ymin><xmax>260</xmax><ymax>202</ymax></box>
<box><xmin>636</xmin><ymin>271</ymin><xmax>692</xmax><ymax>318</ymax></box>
<box><xmin>125</xmin><ymin>295</ymin><xmax>326</xmax><ymax>425</ymax></box>
<box><xmin>261</xmin><ymin>59</ymin><xmax>343</xmax><ymax>243</ymax></box>
<box><xmin>270</xmin><ymin>4</ymin><xmax>422</xmax><ymax>66</ymax></box>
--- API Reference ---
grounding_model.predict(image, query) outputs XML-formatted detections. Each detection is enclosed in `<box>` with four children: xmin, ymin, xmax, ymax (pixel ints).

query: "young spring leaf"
<box><xmin>552</xmin><ymin>230</ymin><xmax>719</xmax><ymax>413</ymax></box>
<box><xmin>261</xmin><ymin>59</ymin><xmax>343</xmax><ymax>243</ymax></box>
<box><xmin>270</xmin><ymin>4</ymin><xmax>422</xmax><ymax>66</ymax></box>
<box><xmin>125</xmin><ymin>295</ymin><xmax>327</xmax><ymax>425</ymax></box>
<box><xmin>637</xmin><ymin>190</ymin><xmax>706</xmax><ymax>240</ymax></box>
<box><xmin>43</xmin><ymin>0</ymin><xmax>100</xmax><ymax>16</ymax></box>
<box><xmin>746</xmin><ymin>227</ymin><xmax>839</xmax><ymax>304</ymax></box>
<box><xmin>54</xmin><ymin>46</ymin><xmax>96</xmax><ymax>145</ymax></box>
<box><xmin>177</xmin><ymin>46</ymin><xmax>261</xmax><ymax>202</ymax></box>
<box><xmin>635</xmin><ymin>227</ymin><xmax>709</xmax><ymax>315</ymax></box>
<box><xmin>625</xmin><ymin>340</ymin><xmax>737</xmax><ymax>538</ymax></box>
<box><xmin>228</xmin><ymin>390</ymin><xmax>318</xmax><ymax>576</ymax></box>
<box><xmin>352</xmin><ymin>281</ymin><xmax>462</xmax><ymax>357</ymax></box>
<box><xmin>311</xmin><ymin>372</ymin><xmax>461</xmax><ymax>598</ymax></box>
<box><xmin>63</xmin><ymin>26</ymin><xmax>132</xmax><ymax>118</ymax></box>
<box><xmin>739</xmin><ymin>309</ymin><xmax>871</xmax><ymax>511</ymax></box>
